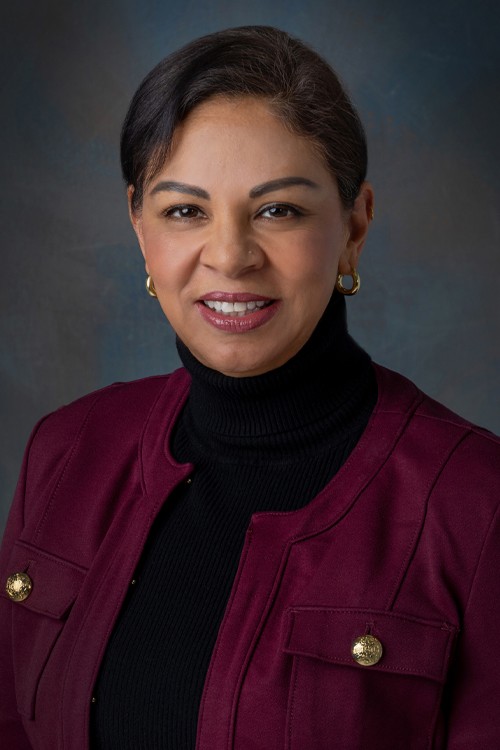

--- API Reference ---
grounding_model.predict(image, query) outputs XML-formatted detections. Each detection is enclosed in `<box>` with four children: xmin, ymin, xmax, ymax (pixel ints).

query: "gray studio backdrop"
<box><xmin>1</xmin><ymin>0</ymin><xmax>499</xmax><ymax>536</ymax></box>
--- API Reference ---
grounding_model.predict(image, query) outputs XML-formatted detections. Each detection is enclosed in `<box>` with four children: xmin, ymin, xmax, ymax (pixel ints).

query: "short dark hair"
<box><xmin>121</xmin><ymin>25</ymin><xmax>367</xmax><ymax>215</ymax></box>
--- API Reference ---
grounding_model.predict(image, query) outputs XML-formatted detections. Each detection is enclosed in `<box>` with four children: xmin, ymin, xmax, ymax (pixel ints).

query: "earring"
<box><xmin>336</xmin><ymin>268</ymin><xmax>360</xmax><ymax>295</ymax></box>
<box><xmin>370</xmin><ymin>206</ymin><xmax>374</xmax><ymax>220</ymax></box>
<box><xmin>146</xmin><ymin>274</ymin><xmax>157</xmax><ymax>298</ymax></box>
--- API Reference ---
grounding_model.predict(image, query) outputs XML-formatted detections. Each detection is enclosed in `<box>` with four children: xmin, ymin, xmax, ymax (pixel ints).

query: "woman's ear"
<box><xmin>127</xmin><ymin>186</ymin><xmax>147</xmax><ymax>265</ymax></box>
<box><xmin>338</xmin><ymin>182</ymin><xmax>374</xmax><ymax>275</ymax></box>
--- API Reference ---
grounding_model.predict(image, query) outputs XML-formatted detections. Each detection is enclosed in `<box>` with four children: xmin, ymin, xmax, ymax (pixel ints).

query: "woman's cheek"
<box><xmin>144</xmin><ymin>233</ymin><xmax>195</xmax><ymax>286</ymax></box>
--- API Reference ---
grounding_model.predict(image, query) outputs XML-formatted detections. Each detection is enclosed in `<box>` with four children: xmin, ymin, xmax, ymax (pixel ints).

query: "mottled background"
<box><xmin>1</xmin><ymin>0</ymin><xmax>499</xmax><ymax>537</ymax></box>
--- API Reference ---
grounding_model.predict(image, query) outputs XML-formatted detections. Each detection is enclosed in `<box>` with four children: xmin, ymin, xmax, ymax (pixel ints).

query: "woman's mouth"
<box><xmin>202</xmin><ymin>299</ymin><xmax>273</xmax><ymax>317</ymax></box>
<box><xmin>195</xmin><ymin>296</ymin><xmax>281</xmax><ymax>333</ymax></box>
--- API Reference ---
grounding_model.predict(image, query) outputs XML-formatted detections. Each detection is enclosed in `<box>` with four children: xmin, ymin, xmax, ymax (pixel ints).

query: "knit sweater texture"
<box><xmin>90</xmin><ymin>291</ymin><xmax>378</xmax><ymax>749</ymax></box>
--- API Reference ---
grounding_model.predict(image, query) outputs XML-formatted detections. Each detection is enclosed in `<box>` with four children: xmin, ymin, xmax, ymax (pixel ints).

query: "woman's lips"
<box><xmin>200</xmin><ymin>291</ymin><xmax>273</xmax><ymax>303</ymax></box>
<box><xmin>196</xmin><ymin>298</ymin><xmax>282</xmax><ymax>333</ymax></box>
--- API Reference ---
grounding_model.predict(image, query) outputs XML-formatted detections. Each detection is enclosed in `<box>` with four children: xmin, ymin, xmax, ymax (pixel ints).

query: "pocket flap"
<box><xmin>1</xmin><ymin>541</ymin><xmax>87</xmax><ymax>618</ymax></box>
<box><xmin>284</xmin><ymin>607</ymin><xmax>458</xmax><ymax>682</ymax></box>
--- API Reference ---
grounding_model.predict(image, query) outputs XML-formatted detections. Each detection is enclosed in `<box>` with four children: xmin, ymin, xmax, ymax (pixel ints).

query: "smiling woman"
<box><xmin>130</xmin><ymin>95</ymin><xmax>372</xmax><ymax>376</ymax></box>
<box><xmin>1</xmin><ymin>25</ymin><xmax>499</xmax><ymax>750</ymax></box>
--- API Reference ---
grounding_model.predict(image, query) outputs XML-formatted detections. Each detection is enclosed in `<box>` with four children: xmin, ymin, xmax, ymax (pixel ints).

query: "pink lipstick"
<box><xmin>196</xmin><ymin>297</ymin><xmax>281</xmax><ymax>333</ymax></box>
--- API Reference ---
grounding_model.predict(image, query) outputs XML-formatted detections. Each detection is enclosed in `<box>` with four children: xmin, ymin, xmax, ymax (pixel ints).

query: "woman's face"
<box><xmin>130</xmin><ymin>96</ymin><xmax>372</xmax><ymax>377</ymax></box>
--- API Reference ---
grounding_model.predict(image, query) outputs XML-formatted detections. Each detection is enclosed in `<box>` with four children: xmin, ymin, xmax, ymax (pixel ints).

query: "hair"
<box><xmin>121</xmin><ymin>25</ymin><xmax>367</xmax><ymax>215</ymax></box>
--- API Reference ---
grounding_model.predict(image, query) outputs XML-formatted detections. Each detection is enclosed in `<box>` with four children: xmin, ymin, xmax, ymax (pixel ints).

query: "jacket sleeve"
<box><xmin>0</xmin><ymin>417</ymin><xmax>50</xmax><ymax>750</ymax></box>
<box><xmin>445</xmin><ymin>500</ymin><xmax>500</xmax><ymax>748</ymax></box>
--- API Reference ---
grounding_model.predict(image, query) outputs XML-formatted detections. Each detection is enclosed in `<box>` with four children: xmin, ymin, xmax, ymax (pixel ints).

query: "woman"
<box><xmin>1</xmin><ymin>25</ymin><xmax>499</xmax><ymax>750</ymax></box>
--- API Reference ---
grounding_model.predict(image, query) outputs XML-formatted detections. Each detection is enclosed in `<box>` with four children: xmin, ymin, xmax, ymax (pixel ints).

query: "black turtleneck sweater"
<box><xmin>90</xmin><ymin>291</ymin><xmax>377</xmax><ymax>750</ymax></box>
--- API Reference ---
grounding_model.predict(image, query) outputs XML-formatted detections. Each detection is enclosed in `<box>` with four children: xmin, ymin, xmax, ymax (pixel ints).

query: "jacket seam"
<box><xmin>252</xmin><ymin>391</ymin><xmax>424</xmax><ymax>524</ymax></box>
<box><xmin>412</xmin><ymin>413</ymin><xmax>474</xmax><ymax>428</ymax></box>
<box><xmin>13</xmin><ymin>541</ymin><xmax>89</xmax><ymax>573</ymax></box>
<box><xmin>413</xmin><ymin>412</ymin><xmax>500</xmax><ymax>442</ymax></box>
<box><xmin>287</xmin><ymin>655</ymin><xmax>300</xmax><ymax>750</ymax></box>
<box><xmin>426</xmin><ymin>677</ymin><xmax>448</xmax><ymax>749</ymax></box>
<box><xmin>33</xmin><ymin>392</ymin><xmax>107</xmax><ymax>544</ymax></box>
<box><xmin>462</xmin><ymin>498</ymin><xmax>500</xmax><ymax>619</ymax></box>
<box><xmin>468</xmin><ymin>426</ymin><xmax>500</xmax><ymax>445</ymax></box>
<box><xmin>195</xmin><ymin>527</ymin><xmax>254</xmax><ymax>750</ymax></box>
<box><xmin>226</xmin><ymin>534</ymin><xmax>294</xmax><ymax>750</ymax></box>
<box><xmin>385</xmin><ymin>429</ymin><xmax>471</xmax><ymax>609</ymax></box>
<box><xmin>283</xmin><ymin>651</ymin><xmax>446</xmax><ymax>679</ymax></box>
<box><xmin>163</xmin><ymin>381</ymin><xmax>192</xmax><ymax>469</ymax></box>
<box><xmin>8</xmin><ymin>596</ymin><xmax>80</xmax><ymax>621</ymax></box>
<box><xmin>439</xmin><ymin>622</ymin><xmax>457</xmax><ymax>689</ymax></box>
<box><xmin>138</xmin><ymin>377</ymin><xmax>177</xmax><ymax>492</ymax></box>
<box><xmin>287</xmin><ymin>608</ymin><xmax>457</xmax><ymax>628</ymax></box>
<box><xmin>425</xmin><ymin>622</ymin><xmax>458</xmax><ymax>748</ymax></box>
<box><xmin>20</xmin><ymin>413</ymin><xmax>56</xmax><ymax>529</ymax></box>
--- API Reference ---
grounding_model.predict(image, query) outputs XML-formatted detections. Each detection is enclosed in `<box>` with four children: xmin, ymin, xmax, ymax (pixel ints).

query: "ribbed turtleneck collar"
<box><xmin>173</xmin><ymin>290</ymin><xmax>376</xmax><ymax>461</ymax></box>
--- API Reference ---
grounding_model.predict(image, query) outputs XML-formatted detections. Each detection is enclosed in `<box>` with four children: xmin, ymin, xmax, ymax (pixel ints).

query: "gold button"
<box><xmin>351</xmin><ymin>635</ymin><xmax>383</xmax><ymax>666</ymax></box>
<box><xmin>5</xmin><ymin>572</ymin><xmax>33</xmax><ymax>602</ymax></box>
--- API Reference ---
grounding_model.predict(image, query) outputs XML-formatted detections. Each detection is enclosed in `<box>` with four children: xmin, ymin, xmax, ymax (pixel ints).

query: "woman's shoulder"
<box><xmin>374</xmin><ymin>362</ymin><xmax>500</xmax><ymax>484</ymax></box>
<box><xmin>33</xmin><ymin>373</ymin><xmax>171</xmax><ymax>440</ymax></box>
<box><xmin>373</xmin><ymin>364</ymin><xmax>499</xmax><ymax>566</ymax></box>
<box><xmin>374</xmin><ymin>361</ymin><xmax>499</xmax><ymax>437</ymax></box>
<box><xmin>23</xmin><ymin>370</ymin><xmax>190</xmax><ymax>488</ymax></box>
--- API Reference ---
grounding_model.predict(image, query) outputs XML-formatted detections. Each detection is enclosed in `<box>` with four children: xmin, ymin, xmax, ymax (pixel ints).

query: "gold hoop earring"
<box><xmin>336</xmin><ymin>268</ymin><xmax>360</xmax><ymax>296</ymax></box>
<box><xmin>146</xmin><ymin>275</ymin><xmax>157</xmax><ymax>298</ymax></box>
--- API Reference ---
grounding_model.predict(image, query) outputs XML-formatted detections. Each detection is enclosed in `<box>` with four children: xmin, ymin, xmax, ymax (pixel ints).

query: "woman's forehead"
<box><xmin>156</xmin><ymin>97</ymin><xmax>333</xmax><ymax>188</ymax></box>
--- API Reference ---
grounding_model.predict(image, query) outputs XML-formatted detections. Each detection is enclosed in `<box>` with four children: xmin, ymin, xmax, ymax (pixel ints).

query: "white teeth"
<box><xmin>203</xmin><ymin>299</ymin><xmax>273</xmax><ymax>316</ymax></box>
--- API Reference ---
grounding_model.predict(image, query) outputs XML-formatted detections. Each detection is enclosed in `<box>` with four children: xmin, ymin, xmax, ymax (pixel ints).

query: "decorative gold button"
<box><xmin>6</xmin><ymin>572</ymin><xmax>33</xmax><ymax>602</ymax></box>
<box><xmin>351</xmin><ymin>635</ymin><xmax>383</xmax><ymax>666</ymax></box>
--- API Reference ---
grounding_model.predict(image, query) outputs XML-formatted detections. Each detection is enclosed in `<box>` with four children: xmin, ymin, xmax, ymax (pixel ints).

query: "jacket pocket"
<box><xmin>283</xmin><ymin>606</ymin><xmax>458</xmax><ymax>750</ymax></box>
<box><xmin>1</xmin><ymin>541</ymin><xmax>87</xmax><ymax>719</ymax></box>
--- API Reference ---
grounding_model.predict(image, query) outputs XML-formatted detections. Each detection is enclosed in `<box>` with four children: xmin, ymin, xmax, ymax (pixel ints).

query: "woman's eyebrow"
<box><xmin>249</xmin><ymin>176</ymin><xmax>320</xmax><ymax>198</ymax></box>
<box><xmin>149</xmin><ymin>176</ymin><xmax>319</xmax><ymax>201</ymax></box>
<box><xmin>149</xmin><ymin>181</ymin><xmax>210</xmax><ymax>199</ymax></box>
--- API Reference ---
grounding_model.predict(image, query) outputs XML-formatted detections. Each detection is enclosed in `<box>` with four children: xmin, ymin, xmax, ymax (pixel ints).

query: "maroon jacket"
<box><xmin>1</xmin><ymin>363</ymin><xmax>499</xmax><ymax>750</ymax></box>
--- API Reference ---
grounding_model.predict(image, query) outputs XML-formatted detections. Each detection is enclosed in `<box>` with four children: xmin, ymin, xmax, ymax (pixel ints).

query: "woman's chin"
<box><xmin>192</xmin><ymin>345</ymin><xmax>282</xmax><ymax>378</ymax></box>
<box><xmin>185</xmin><ymin>325</ymin><xmax>311</xmax><ymax>377</ymax></box>
<box><xmin>206</xmin><ymin>358</ymin><xmax>276</xmax><ymax>378</ymax></box>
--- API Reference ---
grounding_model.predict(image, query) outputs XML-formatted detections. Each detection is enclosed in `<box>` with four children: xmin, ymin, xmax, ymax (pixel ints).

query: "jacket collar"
<box><xmin>140</xmin><ymin>362</ymin><xmax>423</xmax><ymax>539</ymax></box>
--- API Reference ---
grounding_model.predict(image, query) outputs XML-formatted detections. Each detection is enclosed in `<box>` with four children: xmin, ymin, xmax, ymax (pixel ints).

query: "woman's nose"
<box><xmin>200</xmin><ymin>219</ymin><xmax>261</xmax><ymax>278</ymax></box>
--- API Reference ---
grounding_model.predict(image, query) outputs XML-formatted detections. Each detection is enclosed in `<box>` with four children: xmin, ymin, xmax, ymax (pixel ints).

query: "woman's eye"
<box><xmin>164</xmin><ymin>205</ymin><xmax>203</xmax><ymax>219</ymax></box>
<box><xmin>163</xmin><ymin>203</ymin><xmax>301</xmax><ymax>221</ymax></box>
<box><xmin>259</xmin><ymin>204</ymin><xmax>301</xmax><ymax>219</ymax></box>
